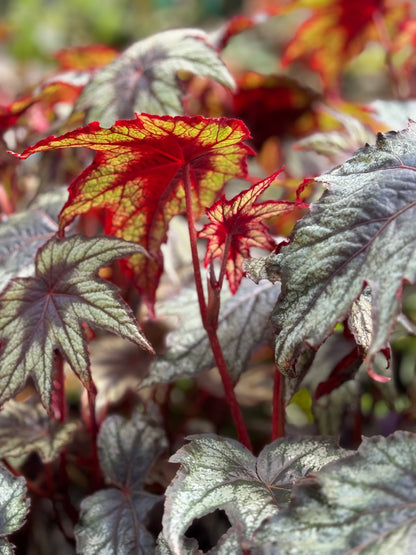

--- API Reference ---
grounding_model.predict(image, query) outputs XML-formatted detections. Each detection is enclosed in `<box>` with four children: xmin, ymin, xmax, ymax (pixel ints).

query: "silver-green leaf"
<box><xmin>253</xmin><ymin>431</ymin><xmax>416</xmax><ymax>554</ymax></box>
<box><xmin>0</xmin><ymin>234</ymin><xmax>153</xmax><ymax>409</ymax></box>
<box><xmin>75</xmin><ymin>410</ymin><xmax>167</xmax><ymax>555</ymax></box>
<box><xmin>0</xmin><ymin>465</ymin><xmax>30</xmax><ymax>552</ymax></box>
<box><xmin>0</xmin><ymin>399</ymin><xmax>77</xmax><ymax>462</ymax></box>
<box><xmin>272</xmin><ymin>122</ymin><xmax>416</xmax><ymax>378</ymax></box>
<box><xmin>0</xmin><ymin>188</ymin><xmax>67</xmax><ymax>292</ymax></box>
<box><xmin>76</xmin><ymin>28</ymin><xmax>235</xmax><ymax>126</ymax></box>
<box><xmin>161</xmin><ymin>434</ymin><xmax>346</xmax><ymax>553</ymax></box>
<box><xmin>144</xmin><ymin>279</ymin><xmax>280</xmax><ymax>386</ymax></box>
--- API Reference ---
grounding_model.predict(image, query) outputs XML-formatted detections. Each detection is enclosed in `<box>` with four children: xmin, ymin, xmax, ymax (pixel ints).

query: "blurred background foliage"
<box><xmin>1</xmin><ymin>0</ymin><xmax>242</xmax><ymax>60</ymax></box>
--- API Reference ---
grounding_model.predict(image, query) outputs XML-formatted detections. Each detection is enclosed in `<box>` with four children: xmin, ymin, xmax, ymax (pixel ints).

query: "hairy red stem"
<box><xmin>184</xmin><ymin>166</ymin><xmax>252</xmax><ymax>451</ymax></box>
<box><xmin>272</xmin><ymin>367</ymin><xmax>285</xmax><ymax>440</ymax></box>
<box><xmin>87</xmin><ymin>387</ymin><xmax>101</xmax><ymax>491</ymax></box>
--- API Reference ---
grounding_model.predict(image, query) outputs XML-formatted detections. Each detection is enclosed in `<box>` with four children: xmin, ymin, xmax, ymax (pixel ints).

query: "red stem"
<box><xmin>51</xmin><ymin>352</ymin><xmax>67</xmax><ymax>423</ymax></box>
<box><xmin>184</xmin><ymin>166</ymin><xmax>252</xmax><ymax>451</ymax></box>
<box><xmin>272</xmin><ymin>366</ymin><xmax>285</xmax><ymax>440</ymax></box>
<box><xmin>87</xmin><ymin>387</ymin><xmax>101</xmax><ymax>491</ymax></box>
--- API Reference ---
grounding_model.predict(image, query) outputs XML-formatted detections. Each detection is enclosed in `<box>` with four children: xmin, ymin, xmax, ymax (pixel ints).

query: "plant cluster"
<box><xmin>1</xmin><ymin>1</ymin><xmax>416</xmax><ymax>553</ymax></box>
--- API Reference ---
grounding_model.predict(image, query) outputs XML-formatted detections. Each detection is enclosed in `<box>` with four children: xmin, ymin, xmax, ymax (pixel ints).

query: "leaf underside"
<box><xmin>161</xmin><ymin>434</ymin><xmax>346</xmax><ymax>553</ymax></box>
<box><xmin>253</xmin><ymin>431</ymin><xmax>416</xmax><ymax>554</ymax></box>
<box><xmin>272</xmin><ymin>122</ymin><xmax>416</xmax><ymax>379</ymax></box>
<box><xmin>0</xmin><ymin>234</ymin><xmax>152</xmax><ymax>409</ymax></box>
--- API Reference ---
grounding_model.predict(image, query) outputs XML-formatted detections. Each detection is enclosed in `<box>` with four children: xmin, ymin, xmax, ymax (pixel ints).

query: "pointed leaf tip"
<box><xmin>18</xmin><ymin>114</ymin><xmax>253</xmax><ymax>308</ymax></box>
<box><xmin>272</xmin><ymin>121</ymin><xmax>416</xmax><ymax>380</ymax></box>
<box><xmin>0</xmin><ymin>234</ymin><xmax>152</xmax><ymax>409</ymax></box>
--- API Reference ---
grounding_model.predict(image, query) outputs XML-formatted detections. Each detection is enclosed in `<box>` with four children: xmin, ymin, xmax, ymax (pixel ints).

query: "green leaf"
<box><xmin>0</xmin><ymin>465</ymin><xmax>30</xmax><ymax>553</ymax></box>
<box><xmin>253</xmin><ymin>431</ymin><xmax>416</xmax><ymax>554</ymax></box>
<box><xmin>143</xmin><ymin>279</ymin><xmax>280</xmax><ymax>386</ymax></box>
<box><xmin>75</xmin><ymin>410</ymin><xmax>167</xmax><ymax>555</ymax></box>
<box><xmin>272</xmin><ymin>123</ymin><xmax>416</xmax><ymax>380</ymax></box>
<box><xmin>161</xmin><ymin>434</ymin><xmax>347</xmax><ymax>553</ymax></box>
<box><xmin>0</xmin><ymin>188</ymin><xmax>67</xmax><ymax>292</ymax></box>
<box><xmin>76</xmin><ymin>28</ymin><xmax>235</xmax><ymax>126</ymax></box>
<box><xmin>0</xmin><ymin>399</ymin><xmax>77</xmax><ymax>462</ymax></box>
<box><xmin>0</xmin><ymin>234</ymin><xmax>152</xmax><ymax>409</ymax></box>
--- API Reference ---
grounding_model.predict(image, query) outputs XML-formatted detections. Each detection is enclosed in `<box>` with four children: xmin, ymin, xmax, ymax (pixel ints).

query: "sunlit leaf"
<box><xmin>161</xmin><ymin>434</ymin><xmax>347</xmax><ymax>553</ymax></box>
<box><xmin>199</xmin><ymin>171</ymin><xmax>308</xmax><ymax>293</ymax></box>
<box><xmin>143</xmin><ymin>278</ymin><xmax>280</xmax><ymax>386</ymax></box>
<box><xmin>0</xmin><ymin>399</ymin><xmax>77</xmax><ymax>462</ymax></box>
<box><xmin>212</xmin><ymin>10</ymin><xmax>279</xmax><ymax>50</ymax></box>
<box><xmin>17</xmin><ymin>114</ymin><xmax>252</xmax><ymax>307</ymax></box>
<box><xmin>281</xmin><ymin>0</ymin><xmax>409</xmax><ymax>89</ymax></box>
<box><xmin>75</xmin><ymin>28</ymin><xmax>236</xmax><ymax>126</ymax></box>
<box><xmin>75</xmin><ymin>410</ymin><xmax>167</xmax><ymax>555</ymax></box>
<box><xmin>253</xmin><ymin>431</ymin><xmax>416</xmax><ymax>553</ymax></box>
<box><xmin>0</xmin><ymin>81</ymin><xmax>82</xmax><ymax>132</ymax></box>
<box><xmin>0</xmin><ymin>188</ymin><xmax>67</xmax><ymax>292</ymax></box>
<box><xmin>0</xmin><ymin>465</ymin><xmax>30</xmax><ymax>553</ymax></box>
<box><xmin>272</xmin><ymin>122</ymin><xmax>416</xmax><ymax>381</ymax></box>
<box><xmin>0</xmin><ymin>234</ymin><xmax>152</xmax><ymax>409</ymax></box>
<box><xmin>54</xmin><ymin>45</ymin><xmax>119</xmax><ymax>71</ymax></box>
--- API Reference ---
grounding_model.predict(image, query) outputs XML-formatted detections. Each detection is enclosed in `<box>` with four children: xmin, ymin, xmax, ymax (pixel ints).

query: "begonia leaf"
<box><xmin>143</xmin><ymin>278</ymin><xmax>280</xmax><ymax>386</ymax></box>
<box><xmin>281</xmin><ymin>0</ymin><xmax>410</xmax><ymax>90</ymax></box>
<box><xmin>74</xmin><ymin>28</ymin><xmax>236</xmax><ymax>126</ymax></box>
<box><xmin>272</xmin><ymin>122</ymin><xmax>416</xmax><ymax>381</ymax></box>
<box><xmin>230</xmin><ymin>73</ymin><xmax>321</xmax><ymax>149</ymax></box>
<box><xmin>0</xmin><ymin>399</ymin><xmax>77</xmax><ymax>462</ymax></box>
<box><xmin>0</xmin><ymin>81</ymin><xmax>83</xmax><ymax>133</ymax></box>
<box><xmin>161</xmin><ymin>434</ymin><xmax>347</xmax><ymax>554</ymax></box>
<box><xmin>212</xmin><ymin>10</ymin><xmax>279</xmax><ymax>50</ymax></box>
<box><xmin>199</xmin><ymin>171</ymin><xmax>308</xmax><ymax>294</ymax></box>
<box><xmin>0</xmin><ymin>465</ymin><xmax>29</xmax><ymax>553</ymax></box>
<box><xmin>75</xmin><ymin>410</ymin><xmax>167</xmax><ymax>555</ymax></box>
<box><xmin>253</xmin><ymin>431</ymin><xmax>416</xmax><ymax>553</ymax></box>
<box><xmin>0</xmin><ymin>188</ymin><xmax>67</xmax><ymax>291</ymax></box>
<box><xmin>17</xmin><ymin>114</ymin><xmax>252</xmax><ymax>307</ymax></box>
<box><xmin>54</xmin><ymin>45</ymin><xmax>119</xmax><ymax>71</ymax></box>
<box><xmin>0</xmin><ymin>234</ymin><xmax>152</xmax><ymax>409</ymax></box>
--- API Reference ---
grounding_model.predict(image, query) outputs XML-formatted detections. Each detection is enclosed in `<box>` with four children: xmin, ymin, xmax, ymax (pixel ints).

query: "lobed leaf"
<box><xmin>75</xmin><ymin>28</ymin><xmax>236</xmax><ymax>126</ymax></box>
<box><xmin>143</xmin><ymin>278</ymin><xmax>280</xmax><ymax>386</ymax></box>
<box><xmin>17</xmin><ymin>114</ymin><xmax>252</xmax><ymax>307</ymax></box>
<box><xmin>0</xmin><ymin>399</ymin><xmax>77</xmax><ymax>462</ymax></box>
<box><xmin>281</xmin><ymin>0</ymin><xmax>409</xmax><ymax>89</ymax></box>
<box><xmin>272</xmin><ymin>122</ymin><xmax>416</xmax><ymax>380</ymax></box>
<box><xmin>199</xmin><ymin>171</ymin><xmax>307</xmax><ymax>293</ymax></box>
<box><xmin>253</xmin><ymin>431</ymin><xmax>416</xmax><ymax>553</ymax></box>
<box><xmin>75</xmin><ymin>410</ymin><xmax>167</xmax><ymax>555</ymax></box>
<box><xmin>0</xmin><ymin>234</ymin><xmax>152</xmax><ymax>409</ymax></box>
<box><xmin>161</xmin><ymin>434</ymin><xmax>346</xmax><ymax>553</ymax></box>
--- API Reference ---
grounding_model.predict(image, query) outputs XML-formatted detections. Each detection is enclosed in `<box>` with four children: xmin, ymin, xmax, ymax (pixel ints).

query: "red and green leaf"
<box><xmin>17</xmin><ymin>114</ymin><xmax>253</xmax><ymax>307</ymax></box>
<box><xmin>230</xmin><ymin>72</ymin><xmax>321</xmax><ymax>149</ymax></box>
<box><xmin>199</xmin><ymin>171</ymin><xmax>308</xmax><ymax>293</ymax></box>
<box><xmin>54</xmin><ymin>45</ymin><xmax>119</xmax><ymax>71</ymax></box>
<box><xmin>0</xmin><ymin>81</ymin><xmax>83</xmax><ymax>133</ymax></box>
<box><xmin>281</xmin><ymin>0</ymin><xmax>410</xmax><ymax>90</ymax></box>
